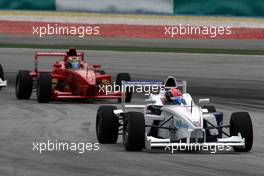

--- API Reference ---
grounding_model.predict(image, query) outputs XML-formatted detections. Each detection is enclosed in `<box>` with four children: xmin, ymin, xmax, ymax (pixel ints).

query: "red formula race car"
<box><xmin>15</xmin><ymin>48</ymin><xmax>132</xmax><ymax>103</ymax></box>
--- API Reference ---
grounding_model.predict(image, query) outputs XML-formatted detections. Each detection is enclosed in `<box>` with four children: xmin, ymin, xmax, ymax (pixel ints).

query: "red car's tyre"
<box><xmin>37</xmin><ymin>72</ymin><xmax>52</xmax><ymax>103</ymax></box>
<box><xmin>16</xmin><ymin>70</ymin><xmax>33</xmax><ymax>99</ymax></box>
<box><xmin>96</xmin><ymin>106</ymin><xmax>119</xmax><ymax>144</ymax></box>
<box><xmin>123</xmin><ymin>111</ymin><xmax>145</xmax><ymax>151</ymax></box>
<box><xmin>116</xmin><ymin>73</ymin><xmax>132</xmax><ymax>103</ymax></box>
<box><xmin>230</xmin><ymin>112</ymin><xmax>253</xmax><ymax>152</ymax></box>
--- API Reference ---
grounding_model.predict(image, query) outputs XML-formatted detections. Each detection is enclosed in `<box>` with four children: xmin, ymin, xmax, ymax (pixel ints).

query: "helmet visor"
<box><xmin>68</xmin><ymin>56</ymin><xmax>80</xmax><ymax>69</ymax></box>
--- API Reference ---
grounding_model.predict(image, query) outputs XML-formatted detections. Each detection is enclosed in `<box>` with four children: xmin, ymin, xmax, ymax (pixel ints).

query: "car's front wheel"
<box><xmin>16</xmin><ymin>70</ymin><xmax>33</xmax><ymax>99</ymax></box>
<box><xmin>230</xmin><ymin>112</ymin><xmax>253</xmax><ymax>152</ymax></box>
<box><xmin>37</xmin><ymin>72</ymin><xmax>52</xmax><ymax>103</ymax></box>
<box><xmin>0</xmin><ymin>64</ymin><xmax>4</xmax><ymax>90</ymax></box>
<box><xmin>0</xmin><ymin>64</ymin><xmax>4</xmax><ymax>80</ymax></box>
<box><xmin>96</xmin><ymin>106</ymin><xmax>119</xmax><ymax>144</ymax></box>
<box><xmin>123</xmin><ymin>111</ymin><xmax>145</xmax><ymax>151</ymax></box>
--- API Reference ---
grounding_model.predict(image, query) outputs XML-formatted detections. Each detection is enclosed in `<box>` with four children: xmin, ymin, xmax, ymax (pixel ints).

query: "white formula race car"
<box><xmin>96</xmin><ymin>76</ymin><xmax>253</xmax><ymax>153</ymax></box>
<box><xmin>0</xmin><ymin>64</ymin><xmax>7</xmax><ymax>89</ymax></box>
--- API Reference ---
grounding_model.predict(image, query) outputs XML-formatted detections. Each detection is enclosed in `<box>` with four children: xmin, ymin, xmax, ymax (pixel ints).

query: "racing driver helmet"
<box><xmin>164</xmin><ymin>88</ymin><xmax>185</xmax><ymax>105</ymax></box>
<box><xmin>66</xmin><ymin>48</ymin><xmax>80</xmax><ymax>69</ymax></box>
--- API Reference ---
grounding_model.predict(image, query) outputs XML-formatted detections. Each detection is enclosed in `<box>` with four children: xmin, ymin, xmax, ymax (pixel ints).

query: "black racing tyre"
<box><xmin>96</xmin><ymin>70</ymin><xmax>106</xmax><ymax>75</ymax></box>
<box><xmin>230</xmin><ymin>112</ymin><xmax>253</xmax><ymax>152</ymax></box>
<box><xmin>116</xmin><ymin>73</ymin><xmax>132</xmax><ymax>103</ymax></box>
<box><xmin>37</xmin><ymin>72</ymin><xmax>52</xmax><ymax>103</ymax></box>
<box><xmin>123</xmin><ymin>112</ymin><xmax>145</xmax><ymax>151</ymax></box>
<box><xmin>15</xmin><ymin>70</ymin><xmax>33</xmax><ymax>99</ymax></box>
<box><xmin>203</xmin><ymin>106</ymin><xmax>216</xmax><ymax>113</ymax></box>
<box><xmin>96</xmin><ymin>106</ymin><xmax>119</xmax><ymax>144</ymax></box>
<box><xmin>0</xmin><ymin>64</ymin><xmax>4</xmax><ymax>90</ymax></box>
<box><xmin>0</xmin><ymin>64</ymin><xmax>4</xmax><ymax>80</ymax></box>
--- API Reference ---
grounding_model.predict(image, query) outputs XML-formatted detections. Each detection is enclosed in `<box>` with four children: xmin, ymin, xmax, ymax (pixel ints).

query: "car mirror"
<box><xmin>198</xmin><ymin>98</ymin><xmax>210</xmax><ymax>105</ymax></box>
<box><xmin>93</xmin><ymin>64</ymin><xmax>101</xmax><ymax>69</ymax></box>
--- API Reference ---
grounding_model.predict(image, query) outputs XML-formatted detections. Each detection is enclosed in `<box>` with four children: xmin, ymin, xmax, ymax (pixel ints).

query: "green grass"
<box><xmin>1</xmin><ymin>43</ymin><xmax>264</xmax><ymax>55</ymax></box>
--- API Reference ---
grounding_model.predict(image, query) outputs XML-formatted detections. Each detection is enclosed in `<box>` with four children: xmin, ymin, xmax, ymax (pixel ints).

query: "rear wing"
<box><xmin>120</xmin><ymin>79</ymin><xmax>187</xmax><ymax>112</ymax></box>
<box><xmin>34</xmin><ymin>52</ymin><xmax>84</xmax><ymax>72</ymax></box>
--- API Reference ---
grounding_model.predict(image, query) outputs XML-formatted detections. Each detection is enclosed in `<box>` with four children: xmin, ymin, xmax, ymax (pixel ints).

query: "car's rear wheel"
<box><xmin>123</xmin><ymin>112</ymin><xmax>145</xmax><ymax>151</ymax></box>
<box><xmin>16</xmin><ymin>70</ymin><xmax>33</xmax><ymax>99</ymax></box>
<box><xmin>37</xmin><ymin>72</ymin><xmax>52</xmax><ymax>103</ymax></box>
<box><xmin>96</xmin><ymin>106</ymin><xmax>119</xmax><ymax>144</ymax></box>
<box><xmin>230</xmin><ymin>112</ymin><xmax>253</xmax><ymax>152</ymax></box>
<box><xmin>116</xmin><ymin>73</ymin><xmax>132</xmax><ymax>103</ymax></box>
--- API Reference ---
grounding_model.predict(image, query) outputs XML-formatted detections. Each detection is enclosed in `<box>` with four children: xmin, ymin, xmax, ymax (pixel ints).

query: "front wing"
<box><xmin>145</xmin><ymin>133</ymin><xmax>245</xmax><ymax>151</ymax></box>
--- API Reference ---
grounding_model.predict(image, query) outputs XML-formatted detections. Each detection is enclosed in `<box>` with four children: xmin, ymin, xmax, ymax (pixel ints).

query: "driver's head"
<box><xmin>165</xmin><ymin>88</ymin><xmax>185</xmax><ymax>105</ymax></box>
<box><xmin>66</xmin><ymin>48</ymin><xmax>80</xmax><ymax>69</ymax></box>
<box><xmin>67</xmin><ymin>48</ymin><xmax>77</xmax><ymax>57</ymax></box>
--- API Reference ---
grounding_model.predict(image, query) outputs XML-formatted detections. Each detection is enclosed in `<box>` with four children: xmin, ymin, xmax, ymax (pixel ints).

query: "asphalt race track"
<box><xmin>0</xmin><ymin>48</ymin><xmax>263</xmax><ymax>176</ymax></box>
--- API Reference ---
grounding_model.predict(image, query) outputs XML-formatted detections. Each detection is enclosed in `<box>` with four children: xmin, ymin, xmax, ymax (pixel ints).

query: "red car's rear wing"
<box><xmin>34</xmin><ymin>52</ymin><xmax>84</xmax><ymax>72</ymax></box>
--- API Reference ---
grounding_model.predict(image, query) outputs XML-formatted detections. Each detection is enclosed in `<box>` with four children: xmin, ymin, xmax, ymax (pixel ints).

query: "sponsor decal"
<box><xmin>52</xmin><ymin>78</ymin><xmax>58</xmax><ymax>88</ymax></box>
<box><xmin>175</xmin><ymin>120</ymin><xmax>188</xmax><ymax>129</ymax></box>
<box><xmin>101</xmin><ymin>79</ymin><xmax>110</xmax><ymax>86</ymax></box>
